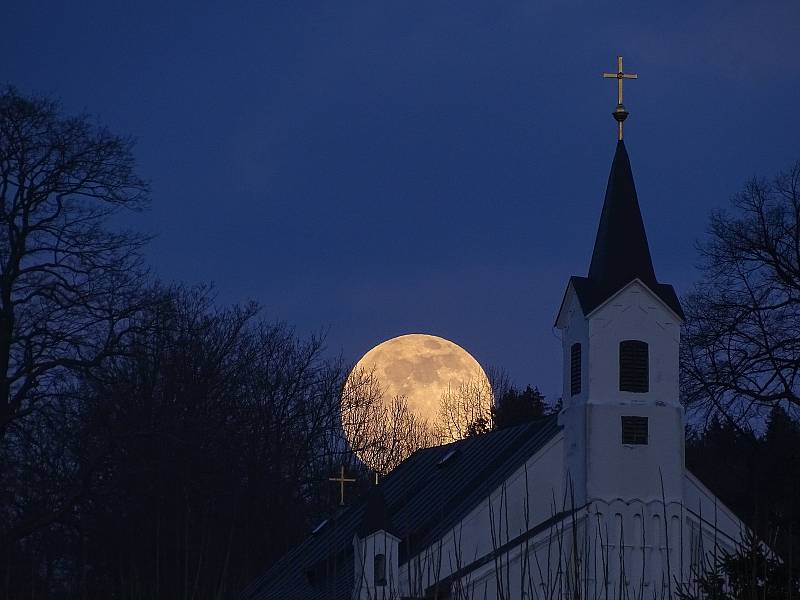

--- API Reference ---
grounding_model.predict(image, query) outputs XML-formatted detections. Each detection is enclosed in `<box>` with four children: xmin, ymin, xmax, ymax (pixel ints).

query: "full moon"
<box><xmin>342</xmin><ymin>333</ymin><xmax>492</xmax><ymax>472</ymax></box>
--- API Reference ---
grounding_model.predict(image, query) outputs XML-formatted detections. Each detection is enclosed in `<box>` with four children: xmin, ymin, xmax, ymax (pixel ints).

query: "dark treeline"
<box><xmin>680</xmin><ymin>155</ymin><xmax>800</xmax><ymax>596</ymax></box>
<box><xmin>4</xmin><ymin>285</ymin><xmax>356</xmax><ymax>598</ymax></box>
<box><xmin>686</xmin><ymin>407</ymin><xmax>800</xmax><ymax>581</ymax></box>
<box><xmin>682</xmin><ymin>407</ymin><xmax>800</xmax><ymax>598</ymax></box>
<box><xmin>0</xmin><ymin>87</ymin><xmax>353</xmax><ymax>598</ymax></box>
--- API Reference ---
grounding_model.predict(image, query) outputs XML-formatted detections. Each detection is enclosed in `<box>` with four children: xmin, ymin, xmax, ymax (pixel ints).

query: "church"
<box><xmin>241</xmin><ymin>59</ymin><xmax>747</xmax><ymax>600</ymax></box>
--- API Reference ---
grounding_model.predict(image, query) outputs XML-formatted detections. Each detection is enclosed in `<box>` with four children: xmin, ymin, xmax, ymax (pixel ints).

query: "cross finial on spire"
<box><xmin>602</xmin><ymin>56</ymin><xmax>638</xmax><ymax>140</ymax></box>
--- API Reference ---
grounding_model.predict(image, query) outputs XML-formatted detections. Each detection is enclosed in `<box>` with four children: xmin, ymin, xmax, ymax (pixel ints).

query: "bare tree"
<box><xmin>436</xmin><ymin>378</ymin><xmax>494</xmax><ymax>441</ymax></box>
<box><xmin>6</xmin><ymin>285</ymin><xmax>354</xmax><ymax>599</ymax></box>
<box><xmin>681</xmin><ymin>161</ymin><xmax>800</xmax><ymax>426</ymax></box>
<box><xmin>342</xmin><ymin>368</ymin><xmax>498</xmax><ymax>475</ymax></box>
<box><xmin>0</xmin><ymin>87</ymin><xmax>149</xmax><ymax>439</ymax></box>
<box><xmin>341</xmin><ymin>367</ymin><xmax>434</xmax><ymax>475</ymax></box>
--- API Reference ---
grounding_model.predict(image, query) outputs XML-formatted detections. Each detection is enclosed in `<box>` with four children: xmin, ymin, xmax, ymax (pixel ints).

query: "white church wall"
<box><xmin>450</xmin><ymin>509</ymin><xmax>589</xmax><ymax>600</ymax></box>
<box><xmin>440</xmin><ymin>513</ymin><xmax>744</xmax><ymax>600</ymax></box>
<box><xmin>584</xmin><ymin>401</ymin><xmax>684</xmax><ymax>503</ymax></box>
<box><xmin>558</xmin><ymin>280</ymin><xmax>685</xmax><ymax>508</ymax></box>
<box><xmin>558</xmin><ymin>285</ymin><xmax>590</xmax><ymax>503</ymax></box>
<box><xmin>443</xmin><ymin>500</ymin><xmax>737</xmax><ymax>600</ymax></box>
<box><xmin>396</xmin><ymin>432</ymin><xmax>566</xmax><ymax>599</ymax></box>
<box><xmin>683</xmin><ymin>471</ymin><xmax>745</xmax><ymax>551</ymax></box>
<box><xmin>484</xmin><ymin>501</ymin><xmax>688</xmax><ymax>599</ymax></box>
<box><xmin>584</xmin><ymin>282</ymin><xmax>684</xmax><ymax>505</ymax></box>
<box><xmin>495</xmin><ymin>431</ymin><xmax>567</xmax><ymax>543</ymax></box>
<box><xmin>445</xmin><ymin>507</ymin><xmax>685</xmax><ymax>600</ymax></box>
<box><xmin>393</xmin><ymin>464</ymin><xmax>748</xmax><ymax>599</ymax></box>
<box><xmin>586</xmin><ymin>498</ymin><xmax>688</xmax><ymax>597</ymax></box>
<box><xmin>584</xmin><ymin>490</ymin><xmax>748</xmax><ymax>598</ymax></box>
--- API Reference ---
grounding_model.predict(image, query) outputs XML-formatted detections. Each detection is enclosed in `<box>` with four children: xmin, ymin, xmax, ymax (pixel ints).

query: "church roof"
<box><xmin>566</xmin><ymin>141</ymin><xmax>684</xmax><ymax>319</ymax></box>
<box><xmin>239</xmin><ymin>415</ymin><xmax>561</xmax><ymax>600</ymax></box>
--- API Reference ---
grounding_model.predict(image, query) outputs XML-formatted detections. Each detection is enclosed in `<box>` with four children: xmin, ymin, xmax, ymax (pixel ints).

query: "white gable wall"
<box><xmin>396</xmin><ymin>432</ymin><xmax>567</xmax><ymax>598</ymax></box>
<box><xmin>585</xmin><ymin>281</ymin><xmax>681</xmax><ymax>407</ymax></box>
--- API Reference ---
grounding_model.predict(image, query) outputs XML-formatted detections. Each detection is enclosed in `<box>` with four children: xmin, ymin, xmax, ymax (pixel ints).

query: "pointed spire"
<box><xmin>556</xmin><ymin>140</ymin><xmax>684</xmax><ymax>322</ymax></box>
<box><xmin>587</xmin><ymin>140</ymin><xmax>657</xmax><ymax>293</ymax></box>
<box><xmin>357</xmin><ymin>486</ymin><xmax>394</xmax><ymax>538</ymax></box>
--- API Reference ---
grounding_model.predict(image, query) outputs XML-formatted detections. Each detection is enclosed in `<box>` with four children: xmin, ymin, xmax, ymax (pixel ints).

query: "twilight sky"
<box><xmin>5</xmin><ymin>1</ymin><xmax>799</xmax><ymax>400</ymax></box>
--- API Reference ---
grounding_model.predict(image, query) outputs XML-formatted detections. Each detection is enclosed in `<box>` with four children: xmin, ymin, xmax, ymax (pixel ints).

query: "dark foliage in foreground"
<box><xmin>678</xmin><ymin>530</ymin><xmax>800</xmax><ymax>599</ymax></box>
<box><xmin>4</xmin><ymin>286</ymin><xmax>353</xmax><ymax>598</ymax></box>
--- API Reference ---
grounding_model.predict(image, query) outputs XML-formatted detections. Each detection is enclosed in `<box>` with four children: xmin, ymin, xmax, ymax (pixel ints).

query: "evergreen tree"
<box><xmin>492</xmin><ymin>385</ymin><xmax>548</xmax><ymax>429</ymax></box>
<box><xmin>679</xmin><ymin>531</ymin><xmax>800</xmax><ymax>599</ymax></box>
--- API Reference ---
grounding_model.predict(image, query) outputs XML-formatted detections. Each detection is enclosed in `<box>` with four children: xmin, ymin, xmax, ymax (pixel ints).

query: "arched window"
<box><xmin>619</xmin><ymin>340</ymin><xmax>648</xmax><ymax>392</ymax></box>
<box><xmin>374</xmin><ymin>553</ymin><xmax>386</xmax><ymax>587</ymax></box>
<box><xmin>570</xmin><ymin>343</ymin><xmax>582</xmax><ymax>396</ymax></box>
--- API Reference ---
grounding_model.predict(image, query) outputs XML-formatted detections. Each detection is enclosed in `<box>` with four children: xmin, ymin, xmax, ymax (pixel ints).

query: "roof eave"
<box><xmin>554</xmin><ymin>278</ymin><xmax>587</xmax><ymax>329</ymax></box>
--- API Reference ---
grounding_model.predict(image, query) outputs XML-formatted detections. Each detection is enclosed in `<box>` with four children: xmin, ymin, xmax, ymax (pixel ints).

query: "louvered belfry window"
<box><xmin>570</xmin><ymin>343</ymin><xmax>582</xmax><ymax>396</ymax></box>
<box><xmin>621</xmin><ymin>416</ymin><xmax>649</xmax><ymax>445</ymax></box>
<box><xmin>619</xmin><ymin>340</ymin><xmax>649</xmax><ymax>392</ymax></box>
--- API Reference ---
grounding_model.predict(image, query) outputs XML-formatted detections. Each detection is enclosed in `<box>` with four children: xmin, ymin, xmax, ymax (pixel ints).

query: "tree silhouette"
<box><xmin>0</xmin><ymin>87</ymin><xmax>150</xmax><ymax>439</ymax></box>
<box><xmin>0</xmin><ymin>87</ymin><xmax>150</xmax><ymax>558</ymax></box>
<box><xmin>682</xmin><ymin>160</ymin><xmax>800</xmax><ymax>426</ymax></box>
<box><xmin>492</xmin><ymin>385</ymin><xmax>548</xmax><ymax>429</ymax></box>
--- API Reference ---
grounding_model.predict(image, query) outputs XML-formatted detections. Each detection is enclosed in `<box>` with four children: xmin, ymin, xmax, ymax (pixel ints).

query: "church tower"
<box><xmin>352</xmin><ymin>486</ymin><xmax>399</xmax><ymax>600</ymax></box>
<box><xmin>555</xmin><ymin>136</ymin><xmax>685</xmax><ymax>508</ymax></box>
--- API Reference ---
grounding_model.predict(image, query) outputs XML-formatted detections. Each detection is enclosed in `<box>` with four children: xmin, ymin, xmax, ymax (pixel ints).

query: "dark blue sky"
<box><xmin>6</xmin><ymin>1</ymin><xmax>799</xmax><ymax>400</ymax></box>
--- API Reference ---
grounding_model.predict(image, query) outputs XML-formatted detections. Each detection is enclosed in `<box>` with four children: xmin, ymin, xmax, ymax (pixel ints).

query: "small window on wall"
<box><xmin>570</xmin><ymin>343</ymin><xmax>582</xmax><ymax>396</ymax></box>
<box><xmin>621</xmin><ymin>416</ymin><xmax>648</xmax><ymax>445</ymax></box>
<box><xmin>619</xmin><ymin>340</ymin><xmax>649</xmax><ymax>392</ymax></box>
<box><xmin>374</xmin><ymin>554</ymin><xmax>386</xmax><ymax>586</ymax></box>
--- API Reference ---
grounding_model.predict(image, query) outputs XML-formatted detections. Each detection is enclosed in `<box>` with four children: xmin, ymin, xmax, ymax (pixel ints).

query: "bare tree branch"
<box><xmin>681</xmin><ymin>161</ymin><xmax>800</xmax><ymax>427</ymax></box>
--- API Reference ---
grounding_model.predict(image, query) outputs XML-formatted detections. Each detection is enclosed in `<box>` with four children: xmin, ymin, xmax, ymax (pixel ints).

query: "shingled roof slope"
<box><xmin>240</xmin><ymin>415</ymin><xmax>561</xmax><ymax>600</ymax></box>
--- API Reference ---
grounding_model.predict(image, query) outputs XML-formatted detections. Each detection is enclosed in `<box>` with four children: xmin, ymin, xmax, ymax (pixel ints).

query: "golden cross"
<box><xmin>329</xmin><ymin>465</ymin><xmax>356</xmax><ymax>506</ymax></box>
<box><xmin>602</xmin><ymin>55</ymin><xmax>638</xmax><ymax>140</ymax></box>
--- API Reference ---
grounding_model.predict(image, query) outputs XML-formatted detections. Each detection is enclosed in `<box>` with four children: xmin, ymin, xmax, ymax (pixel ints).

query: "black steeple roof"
<box><xmin>588</xmin><ymin>140</ymin><xmax>656</xmax><ymax>291</ymax></box>
<box><xmin>565</xmin><ymin>141</ymin><xmax>684</xmax><ymax>319</ymax></box>
<box><xmin>356</xmin><ymin>485</ymin><xmax>394</xmax><ymax>538</ymax></box>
